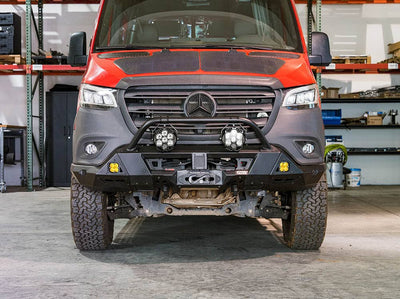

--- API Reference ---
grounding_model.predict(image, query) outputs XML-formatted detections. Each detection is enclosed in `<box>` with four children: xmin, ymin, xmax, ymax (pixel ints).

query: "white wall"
<box><xmin>1</xmin><ymin>3</ymin><xmax>399</xmax><ymax>185</ymax></box>
<box><xmin>296</xmin><ymin>4</ymin><xmax>400</xmax><ymax>62</ymax></box>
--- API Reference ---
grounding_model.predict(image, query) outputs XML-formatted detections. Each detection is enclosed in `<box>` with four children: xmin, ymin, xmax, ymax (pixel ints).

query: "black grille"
<box><xmin>124</xmin><ymin>86</ymin><xmax>275</xmax><ymax>135</ymax></box>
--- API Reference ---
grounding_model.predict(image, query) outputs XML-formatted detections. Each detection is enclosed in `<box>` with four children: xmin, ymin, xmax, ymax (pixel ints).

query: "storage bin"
<box><xmin>322</xmin><ymin>109</ymin><xmax>342</xmax><ymax>125</ymax></box>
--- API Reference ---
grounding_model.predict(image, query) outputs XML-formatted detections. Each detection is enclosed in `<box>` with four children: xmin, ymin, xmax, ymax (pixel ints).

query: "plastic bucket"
<box><xmin>331</xmin><ymin>162</ymin><xmax>344</xmax><ymax>187</ymax></box>
<box><xmin>347</xmin><ymin>168</ymin><xmax>361</xmax><ymax>187</ymax></box>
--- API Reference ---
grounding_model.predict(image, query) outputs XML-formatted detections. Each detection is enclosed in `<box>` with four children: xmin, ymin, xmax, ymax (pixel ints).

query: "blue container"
<box><xmin>325</xmin><ymin>135</ymin><xmax>343</xmax><ymax>143</ymax></box>
<box><xmin>322</xmin><ymin>109</ymin><xmax>342</xmax><ymax>125</ymax></box>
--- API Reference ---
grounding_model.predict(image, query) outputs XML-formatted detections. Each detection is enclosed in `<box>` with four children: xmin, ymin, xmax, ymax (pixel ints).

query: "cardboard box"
<box><xmin>321</xmin><ymin>87</ymin><xmax>340</xmax><ymax>99</ymax></box>
<box><xmin>327</xmin><ymin>88</ymin><xmax>340</xmax><ymax>99</ymax></box>
<box><xmin>367</xmin><ymin>116</ymin><xmax>383</xmax><ymax>125</ymax></box>
<box><xmin>388</xmin><ymin>41</ymin><xmax>400</xmax><ymax>56</ymax></box>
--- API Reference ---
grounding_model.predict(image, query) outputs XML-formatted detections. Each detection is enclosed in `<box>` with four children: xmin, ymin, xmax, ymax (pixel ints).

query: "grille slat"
<box><xmin>125</xmin><ymin>87</ymin><xmax>275</xmax><ymax>135</ymax></box>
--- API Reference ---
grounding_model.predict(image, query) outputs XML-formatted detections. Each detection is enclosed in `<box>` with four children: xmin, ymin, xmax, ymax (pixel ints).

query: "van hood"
<box><xmin>84</xmin><ymin>49</ymin><xmax>315</xmax><ymax>89</ymax></box>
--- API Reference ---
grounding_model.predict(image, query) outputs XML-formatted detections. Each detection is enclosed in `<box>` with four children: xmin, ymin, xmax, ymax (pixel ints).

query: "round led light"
<box><xmin>153</xmin><ymin>127</ymin><xmax>177</xmax><ymax>152</ymax></box>
<box><xmin>302</xmin><ymin>143</ymin><xmax>315</xmax><ymax>154</ymax></box>
<box><xmin>221</xmin><ymin>126</ymin><xmax>246</xmax><ymax>151</ymax></box>
<box><xmin>85</xmin><ymin>143</ymin><xmax>98</xmax><ymax>155</ymax></box>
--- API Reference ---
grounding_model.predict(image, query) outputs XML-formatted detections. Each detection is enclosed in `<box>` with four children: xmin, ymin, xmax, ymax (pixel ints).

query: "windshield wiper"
<box><xmin>198</xmin><ymin>44</ymin><xmax>274</xmax><ymax>51</ymax></box>
<box><xmin>95</xmin><ymin>45</ymin><xmax>166</xmax><ymax>52</ymax></box>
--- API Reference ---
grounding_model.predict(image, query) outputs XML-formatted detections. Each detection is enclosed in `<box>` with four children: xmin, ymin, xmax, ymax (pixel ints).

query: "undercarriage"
<box><xmin>107</xmin><ymin>188</ymin><xmax>290</xmax><ymax>219</ymax></box>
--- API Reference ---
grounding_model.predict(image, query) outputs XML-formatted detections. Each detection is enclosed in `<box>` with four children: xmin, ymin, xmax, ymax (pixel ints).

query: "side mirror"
<box><xmin>309</xmin><ymin>32</ymin><xmax>332</xmax><ymax>66</ymax></box>
<box><xmin>68</xmin><ymin>32</ymin><xmax>87</xmax><ymax>66</ymax></box>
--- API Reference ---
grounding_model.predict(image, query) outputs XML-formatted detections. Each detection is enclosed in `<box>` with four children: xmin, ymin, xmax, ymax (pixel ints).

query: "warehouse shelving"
<box><xmin>323</xmin><ymin>96</ymin><xmax>400</xmax><ymax>156</ymax></box>
<box><xmin>322</xmin><ymin>98</ymin><xmax>400</xmax><ymax>103</ymax></box>
<box><xmin>323</xmin><ymin>97</ymin><xmax>399</xmax><ymax>156</ymax></box>
<box><xmin>0</xmin><ymin>64</ymin><xmax>85</xmax><ymax>75</ymax></box>
<box><xmin>0</xmin><ymin>1</ymin><xmax>99</xmax><ymax>4</ymax></box>
<box><xmin>295</xmin><ymin>0</ymin><xmax>400</xmax><ymax>3</ymax></box>
<box><xmin>311</xmin><ymin>0</ymin><xmax>400</xmax><ymax>178</ymax></box>
<box><xmin>347</xmin><ymin>148</ymin><xmax>400</xmax><ymax>155</ymax></box>
<box><xmin>0</xmin><ymin>0</ymin><xmax>94</xmax><ymax>190</ymax></box>
<box><xmin>325</xmin><ymin>124</ymin><xmax>400</xmax><ymax>129</ymax></box>
<box><xmin>315</xmin><ymin>63</ymin><xmax>400</xmax><ymax>74</ymax></box>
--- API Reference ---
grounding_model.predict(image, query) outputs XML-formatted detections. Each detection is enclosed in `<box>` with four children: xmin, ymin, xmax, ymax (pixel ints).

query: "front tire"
<box><xmin>70</xmin><ymin>177</ymin><xmax>114</xmax><ymax>250</ymax></box>
<box><xmin>282</xmin><ymin>176</ymin><xmax>328</xmax><ymax>250</ymax></box>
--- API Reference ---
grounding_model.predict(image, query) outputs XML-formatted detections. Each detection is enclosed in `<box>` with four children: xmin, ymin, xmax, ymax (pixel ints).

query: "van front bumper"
<box><xmin>71</xmin><ymin>149</ymin><xmax>325</xmax><ymax>193</ymax></box>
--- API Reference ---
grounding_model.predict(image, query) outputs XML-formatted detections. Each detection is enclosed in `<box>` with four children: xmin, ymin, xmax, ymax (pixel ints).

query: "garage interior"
<box><xmin>0</xmin><ymin>0</ymin><xmax>399</xmax><ymax>298</ymax></box>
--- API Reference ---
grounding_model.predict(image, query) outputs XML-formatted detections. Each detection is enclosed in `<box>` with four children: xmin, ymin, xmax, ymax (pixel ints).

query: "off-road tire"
<box><xmin>282</xmin><ymin>175</ymin><xmax>328</xmax><ymax>250</ymax></box>
<box><xmin>70</xmin><ymin>177</ymin><xmax>114</xmax><ymax>250</ymax></box>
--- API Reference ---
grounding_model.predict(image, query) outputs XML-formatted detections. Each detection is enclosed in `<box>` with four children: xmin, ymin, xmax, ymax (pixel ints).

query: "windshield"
<box><xmin>94</xmin><ymin>0</ymin><xmax>302</xmax><ymax>52</ymax></box>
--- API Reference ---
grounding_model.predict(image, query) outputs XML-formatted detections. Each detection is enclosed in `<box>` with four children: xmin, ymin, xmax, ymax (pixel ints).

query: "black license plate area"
<box><xmin>177</xmin><ymin>170</ymin><xmax>223</xmax><ymax>186</ymax></box>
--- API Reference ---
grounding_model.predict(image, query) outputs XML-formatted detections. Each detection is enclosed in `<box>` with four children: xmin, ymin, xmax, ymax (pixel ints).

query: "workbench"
<box><xmin>0</xmin><ymin>125</ymin><xmax>26</xmax><ymax>193</ymax></box>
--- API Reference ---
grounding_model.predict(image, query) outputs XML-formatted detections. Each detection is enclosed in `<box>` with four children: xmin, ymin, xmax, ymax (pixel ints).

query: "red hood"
<box><xmin>83</xmin><ymin>49</ymin><xmax>315</xmax><ymax>89</ymax></box>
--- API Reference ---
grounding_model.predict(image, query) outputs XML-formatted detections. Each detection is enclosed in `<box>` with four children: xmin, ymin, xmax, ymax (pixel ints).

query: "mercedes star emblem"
<box><xmin>184</xmin><ymin>92</ymin><xmax>217</xmax><ymax>117</ymax></box>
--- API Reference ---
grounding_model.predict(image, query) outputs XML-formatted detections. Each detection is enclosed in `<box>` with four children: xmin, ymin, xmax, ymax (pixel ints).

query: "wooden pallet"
<box><xmin>0</xmin><ymin>55</ymin><xmax>25</xmax><ymax>65</ymax></box>
<box><xmin>339</xmin><ymin>92</ymin><xmax>360</xmax><ymax>99</ymax></box>
<box><xmin>379</xmin><ymin>57</ymin><xmax>400</xmax><ymax>64</ymax></box>
<box><xmin>332</xmin><ymin>55</ymin><xmax>371</xmax><ymax>64</ymax></box>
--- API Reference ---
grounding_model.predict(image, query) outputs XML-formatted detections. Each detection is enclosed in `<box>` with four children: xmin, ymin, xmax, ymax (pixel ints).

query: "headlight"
<box><xmin>282</xmin><ymin>84</ymin><xmax>318</xmax><ymax>109</ymax></box>
<box><xmin>79</xmin><ymin>84</ymin><xmax>118</xmax><ymax>108</ymax></box>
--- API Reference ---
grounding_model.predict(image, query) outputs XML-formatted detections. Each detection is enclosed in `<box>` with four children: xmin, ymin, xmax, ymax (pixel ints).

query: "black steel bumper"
<box><xmin>71</xmin><ymin>149</ymin><xmax>325</xmax><ymax>193</ymax></box>
<box><xmin>126</xmin><ymin>117</ymin><xmax>271</xmax><ymax>150</ymax></box>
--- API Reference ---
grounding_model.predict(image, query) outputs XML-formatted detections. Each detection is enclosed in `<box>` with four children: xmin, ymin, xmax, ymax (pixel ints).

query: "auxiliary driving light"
<box><xmin>153</xmin><ymin>126</ymin><xmax>177</xmax><ymax>152</ymax></box>
<box><xmin>221</xmin><ymin>126</ymin><xmax>246</xmax><ymax>151</ymax></box>
<box><xmin>302</xmin><ymin>143</ymin><xmax>315</xmax><ymax>154</ymax></box>
<box><xmin>85</xmin><ymin>143</ymin><xmax>98</xmax><ymax>155</ymax></box>
<box><xmin>109</xmin><ymin>163</ymin><xmax>119</xmax><ymax>173</ymax></box>
<box><xmin>279</xmin><ymin>162</ymin><xmax>289</xmax><ymax>172</ymax></box>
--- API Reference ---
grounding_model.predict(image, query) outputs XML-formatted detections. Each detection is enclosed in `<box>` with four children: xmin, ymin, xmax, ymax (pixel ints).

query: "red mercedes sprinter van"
<box><xmin>68</xmin><ymin>0</ymin><xmax>331</xmax><ymax>250</ymax></box>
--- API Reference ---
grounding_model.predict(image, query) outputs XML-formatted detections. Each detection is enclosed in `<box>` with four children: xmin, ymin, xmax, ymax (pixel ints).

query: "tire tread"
<box><xmin>283</xmin><ymin>177</ymin><xmax>328</xmax><ymax>250</ymax></box>
<box><xmin>70</xmin><ymin>177</ymin><xmax>114</xmax><ymax>250</ymax></box>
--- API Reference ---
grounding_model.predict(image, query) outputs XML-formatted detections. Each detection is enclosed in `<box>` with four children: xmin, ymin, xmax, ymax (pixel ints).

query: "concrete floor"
<box><xmin>0</xmin><ymin>186</ymin><xmax>400</xmax><ymax>298</ymax></box>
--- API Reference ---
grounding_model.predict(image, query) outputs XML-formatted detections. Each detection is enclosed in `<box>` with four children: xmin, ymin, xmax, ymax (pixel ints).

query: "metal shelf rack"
<box><xmin>322</xmin><ymin>98</ymin><xmax>400</xmax><ymax>103</ymax></box>
<box><xmin>325</xmin><ymin>124</ymin><xmax>400</xmax><ymax>129</ymax></box>
<box><xmin>0</xmin><ymin>0</ymin><xmax>94</xmax><ymax>190</ymax></box>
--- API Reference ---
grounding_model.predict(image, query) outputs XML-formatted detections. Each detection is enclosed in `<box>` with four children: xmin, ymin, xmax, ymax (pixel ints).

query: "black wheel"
<box><xmin>282</xmin><ymin>175</ymin><xmax>328</xmax><ymax>250</ymax></box>
<box><xmin>70</xmin><ymin>177</ymin><xmax>114</xmax><ymax>250</ymax></box>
